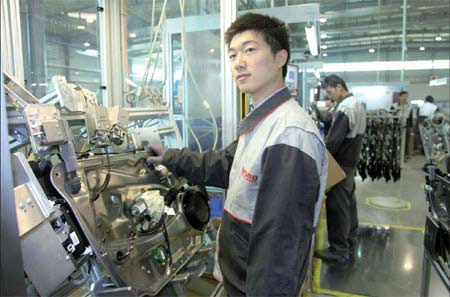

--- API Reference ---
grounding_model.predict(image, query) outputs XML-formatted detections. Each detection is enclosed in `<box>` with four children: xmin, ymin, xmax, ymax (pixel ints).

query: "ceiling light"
<box><xmin>76</xmin><ymin>49</ymin><xmax>98</xmax><ymax>57</ymax></box>
<box><xmin>369</xmin><ymin>48</ymin><xmax>376</xmax><ymax>53</ymax></box>
<box><xmin>305</xmin><ymin>23</ymin><xmax>319</xmax><ymax>56</ymax></box>
<box><xmin>129</xmin><ymin>33</ymin><xmax>137</xmax><ymax>38</ymax></box>
<box><xmin>435</xmin><ymin>36</ymin><xmax>442</xmax><ymax>41</ymax></box>
<box><xmin>83</xmin><ymin>42</ymin><xmax>90</xmax><ymax>47</ymax></box>
<box><xmin>321</xmin><ymin>45</ymin><xmax>328</xmax><ymax>50</ymax></box>
<box><xmin>320</xmin><ymin>33</ymin><xmax>327</xmax><ymax>39</ymax></box>
<box><xmin>209</xmin><ymin>48</ymin><xmax>215</xmax><ymax>54</ymax></box>
<box><xmin>419</xmin><ymin>47</ymin><xmax>425</xmax><ymax>51</ymax></box>
<box><xmin>77</xmin><ymin>25</ymin><xmax>86</xmax><ymax>30</ymax></box>
<box><xmin>323</xmin><ymin>53</ymin><xmax>328</xmax><ymax>57</ymax></box>
<box><xmin>319</xmin><ymin>18</ymin><xmax>327</xmax><ymax>23</ymax></box>
<box><xmin>68</xmin><ymin>12</ymin><xmax>79</xmax><ymax>18</ymax></box>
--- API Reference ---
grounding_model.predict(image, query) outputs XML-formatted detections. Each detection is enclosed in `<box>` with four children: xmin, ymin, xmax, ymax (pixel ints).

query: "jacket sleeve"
<box><xmin>161</xmin><ymin>140</ymin><xmax>238</xmax><ymax>188</ymax></box>
<box><xmin>325</xmin><ymin>110</ymin><xmax>350</xmax><ymax>155</ymax></box>
<box><xmin>246</xmin><ymin>140</ymin><xmax>322</xmax><ymax>295</ymax></box>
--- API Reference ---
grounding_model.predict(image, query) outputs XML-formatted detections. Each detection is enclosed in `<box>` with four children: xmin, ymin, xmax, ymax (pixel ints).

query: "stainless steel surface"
<box><xmin>21</xmin><ymin>221</ymin><xmax>76</xmax><ymax>297</ymax></box>
<box><xmin>50</xmin><ymin>151</ymin><xmax>207</xmax><ymax>295</ymax></box>
<box><xmin>12</xmin><ymin>152</ymin><xmax>54</xmax><ymax>218</ymax></box>
<box><xmin>3</xmin><ymin>71</ymin><xmax>40</xmax><ymax>107</ymax></box>
<box><xmin>1</xmin><ymin>64</ymin><xmax>26</xmax><ymax>297</ymax></box>
<box><xmin>23</xmin><ymin>104</ymin><xmax>67</xmax><ymax>154</ymax></box>
<box><xmin>14</xmin><ymin>184</ymin><xmax>46</xmax><ymax>236</ymax></box>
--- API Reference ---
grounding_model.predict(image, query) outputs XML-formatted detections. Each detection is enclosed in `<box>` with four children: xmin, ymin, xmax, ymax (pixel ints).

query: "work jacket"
<box><xmin>162</xmin><ymin>87</ymin><xmax>327</xmax><ymax>296</ymax></box>
<box><xmin>326</xmin><ymin>94</ymin><xmax>366</xmax><ymax>168</ymax></box>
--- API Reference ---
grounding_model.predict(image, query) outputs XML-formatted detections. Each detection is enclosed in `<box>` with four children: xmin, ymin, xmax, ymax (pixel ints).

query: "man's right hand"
<box><xmin>146</xmin><ymin>144</ymin><xmax>166</xmax><ymax>167</ymax></box>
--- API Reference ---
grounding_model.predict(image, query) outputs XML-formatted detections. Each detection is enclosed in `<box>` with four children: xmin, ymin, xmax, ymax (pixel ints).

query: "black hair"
<box><xmin>225</xmin><ymin>13</ymin><xmax>290</xmax><ymax>78</ymax></box>
<box><xmin>322</xmin><ymin>74</ymin><xmax>348</xmax><ymax>92</ymax></box>
<box><xmin>425</xmin><ymin>95</ymin><xmax>434</xmax><ymax>103</ymax></box>
<box><xmin>399</xmin><ymin>91</ymin><xmax>408</xmax><ymax>96</ymax></box>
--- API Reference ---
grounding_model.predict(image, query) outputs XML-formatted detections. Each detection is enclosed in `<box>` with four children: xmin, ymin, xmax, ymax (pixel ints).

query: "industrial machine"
<box><xmin>419</xmin><ymin>113</ymin><xmax>450</xmax><ymax>168</ymax></box>
<box><xmin>4</xmin><ymin>73</ymin><xmax>217</xmax><ymax>296</ymax></box>
<box><xmin>420</xmin><ymin>113</ymin><xmax>450</xmax><ymax>295</ymax></box>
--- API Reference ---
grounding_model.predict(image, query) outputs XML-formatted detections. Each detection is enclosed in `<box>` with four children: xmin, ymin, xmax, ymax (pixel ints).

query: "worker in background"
<box><xmin>315</xmin><ymin>74</ymin><xmax>366</xmax><ymax>263</ymax></box>
<box><xmin>147</xmin><ymin>13</ymin><xmax>328</xmax><ymax>296</ymax></box>
<box><xmin>419</xmin><ymin>95</ymin><xmax>438</xmax><ymax>123</ymax></box>
<box><xmin>391</xmin><ymin>91</ymin><xmax>414</xmax><ymax>160</ymax></box>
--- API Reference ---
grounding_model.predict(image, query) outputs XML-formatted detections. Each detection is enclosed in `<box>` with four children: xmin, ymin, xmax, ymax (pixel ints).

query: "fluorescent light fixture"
<box><xmin>419</xmin><ymin>46</ymin><xmax>425</xmax><ymax>51</ymax></box>
<box><xmin>319</xmin><ymin>18</ymin><xmax>327</xmax><ymax>23</ymax></box>
<box><xmin>305</xmin><ymin>23</ymin><xmax>319</xmax><ymax>56</ymax></box>
<box><xmin>322</xmin><ymin>53</ymin><xmax>328</xmax><ymax>57</ymax></box>
<box><xmin>209</xmin><ymin>48</ymin><xmax>215</xmax><ymax>54</ymax></box>
<box><xmin>435</xmin><ymin>36</ymin><xmax>442</xmax><ymax>41</ymax></box>
<box><xmin>38</xmin><ymin>83</ymin><xmax>48</xmax><ymax>87</ymax></box>
<box><xmin>321</xmin><ymin>45</ymin><xmax>328</xmax><ymax>50</ymax></box>
<box><xmin>76</xmin><ymin>49</ymin><xmax>98</xmax><ymax>57</ymax></box>
<box><xmin>307</xmin><ymin>60</ymin><xmax>450</xmax><ymax>72</ymax></box>
<box><xmin>68</xmin><ymin>12</ymin><xmax>79</xmax><ymax>18</ymax></box>
<box><xmin>429</xmin><ymin>77</ymin><xmax>449</xmax><ymax>86</ymax></box>
<box><xmin>83</xmin><ymin>42</ymin><xmax>90</xmax><ymax>47</ymax></box>
<box><xmin>369</xmin><ymin>48</ymin><xmax>375</xmax><ymax>53</ymax></box>
<box><xmin>129</xmin><ymin>33</ymin><xmax>137</xmax><ymax>38</ymax></box>
<box><xmin>320</xmin><ymin>33</ymin><xmax>327</xmax><ymax>39</ymax></box>
<box><xmin>80</xmin><ymin>13</ymin><xmax>96</xmax><ymax>23</ymax></box>
<box><xmin>75</xmin><ymin>71</ymin><xmax>80</xmax><ymax>75</ymax></box>
<box><xmin>77</xmin><ymin>25</ymin><xmax>86</xmax><ymax>30</ymax></box>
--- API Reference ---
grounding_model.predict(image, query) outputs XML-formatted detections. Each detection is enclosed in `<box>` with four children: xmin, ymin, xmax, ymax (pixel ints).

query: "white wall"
<box><xmin>406</xmin><ymin>83</ymin><xmax>449</xmax><ymax>101</ymax></box>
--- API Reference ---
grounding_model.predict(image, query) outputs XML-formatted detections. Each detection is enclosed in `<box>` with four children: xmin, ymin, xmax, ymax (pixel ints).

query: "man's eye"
<box><xmin>245</xmin><ymin>47</ymin><xmax>255</xmax><ymax>53</ymax></box>
<box><xmin>229</xmin><ymin>54</ymin><xmax>236</xmax><ymax>60</ymax></box>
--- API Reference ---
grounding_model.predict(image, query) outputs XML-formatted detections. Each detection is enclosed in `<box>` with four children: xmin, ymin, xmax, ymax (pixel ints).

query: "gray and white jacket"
<box><xmin>326</xmin><ymin>94</ymin><xmax>366</xmax><ymax>168</ymax></box>
<box><xmin>162</xmin><ymin>87</ymin><xmax>328</xmax><ymax>296</ymax></box>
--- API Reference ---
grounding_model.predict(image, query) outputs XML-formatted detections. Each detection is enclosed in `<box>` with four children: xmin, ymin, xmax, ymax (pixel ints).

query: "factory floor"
<box><xmin>313</xmin><ymin>154</ymin><xmax>447</xmax><ymax>297</ymax></box>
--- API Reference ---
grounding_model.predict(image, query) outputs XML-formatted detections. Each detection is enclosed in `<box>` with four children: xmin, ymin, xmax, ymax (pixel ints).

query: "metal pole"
<box><xmin>400</xmin><ymin>0</ymin><xmax>407</xmax><ymax>81</ymax></box>
<box><xmin>220</xmin><ymin>0</ymin><xmax>237</xmax><ymax>147</ymax></box>
<box><xmin>302</xmin><ymin>70</ymin><xmax>307</xmax><ymax>107</ymax></box>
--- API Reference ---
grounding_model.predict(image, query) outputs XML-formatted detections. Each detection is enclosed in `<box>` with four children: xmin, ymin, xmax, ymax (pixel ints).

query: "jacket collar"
<box><xmin>238</xmin><ymin>87</ymin><xmax>291</xmax><ymax>135</ymax></box>
<box><xmin>334</xmin><ymin>93</ymin><xmax>353</xmax><ymax>109</ymax></box>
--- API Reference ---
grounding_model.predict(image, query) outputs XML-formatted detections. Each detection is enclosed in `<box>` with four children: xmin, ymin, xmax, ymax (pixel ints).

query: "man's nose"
<box><xmin>234</xmin><ymin>53</ymin><xmax>245</xmax><ymax>69</ymax></box>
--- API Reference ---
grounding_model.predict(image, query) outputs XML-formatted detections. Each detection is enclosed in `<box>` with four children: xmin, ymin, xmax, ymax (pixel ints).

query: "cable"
<box><xmin>91</xmin><ymin>150</ymin><xmax>111</xmax><ymax>202</ymax></box>
<box><xmin>162</xmin><ymin>217</ymin><xmax>172</xmax><ymax>268</ymax></box>
<box><xmin>187</xmin><ymin>122</ymin><xmax>203</xmax><ymax>153</ymax></box>
<box><xmin>178</xmin><ymin>0</ymin><xmax>219</xmax><ymax>150</ymax></box>
<box><xmin>137</xmin><ymin>0</ymin><xmax>168</xmax><ymax>97</ymax></box>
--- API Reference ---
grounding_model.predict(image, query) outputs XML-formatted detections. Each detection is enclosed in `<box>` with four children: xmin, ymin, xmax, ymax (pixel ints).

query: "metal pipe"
<box><xmin>400</xmin><ymin>0</ymin><xmax>407</xmax><ymax>81</ymax></box>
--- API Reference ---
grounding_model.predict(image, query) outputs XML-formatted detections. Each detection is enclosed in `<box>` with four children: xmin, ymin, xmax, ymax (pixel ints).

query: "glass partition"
<box><xmin>19</xmin><ymin>0</ymin><xmax>102</xmax><ymax>101</ymax></box>
<box><xmin>124</xmin><ymin>0</ymin><xmax>222</xmax><ymax>151</ymax></box>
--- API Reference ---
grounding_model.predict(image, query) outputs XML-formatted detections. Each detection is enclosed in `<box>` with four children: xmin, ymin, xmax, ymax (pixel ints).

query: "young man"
<box><xmin>315</xmin><ymin>74</ymin><xmax>366</xmax><ymax>263</ymax></box>
<box><xmin>149</xmin><ymin>13</ymin><xmax>327</xmax><ymax>295</ymax></box>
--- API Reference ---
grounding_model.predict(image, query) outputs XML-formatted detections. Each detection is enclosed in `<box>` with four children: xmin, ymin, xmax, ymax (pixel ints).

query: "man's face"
<box><xmin>399</xmin><ymin>93</ymin><xmax>408</xmax><ymax>105</ymax></box>
<box><xmin>228</xmin><ymin>30</ymin><xmax>286</xmax><ymax>100</ymax></box>
<box><xmin>324</xmin><ymin>85</ymin><xmax>344</xmax><ymax>101</ymax></box>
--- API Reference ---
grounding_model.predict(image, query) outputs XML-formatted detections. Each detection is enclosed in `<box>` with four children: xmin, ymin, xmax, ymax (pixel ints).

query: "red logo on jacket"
<box><xmin>241</xmin><ymin>167</ymin><xmax>258</xmax><ymax>182</ymax></box>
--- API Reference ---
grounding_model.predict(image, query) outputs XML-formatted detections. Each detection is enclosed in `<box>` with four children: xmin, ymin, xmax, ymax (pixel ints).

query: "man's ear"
<box><xmin>276</xmin><ymin>49</ymin><xmax>288</xmax><ymax>68</ymax></box>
